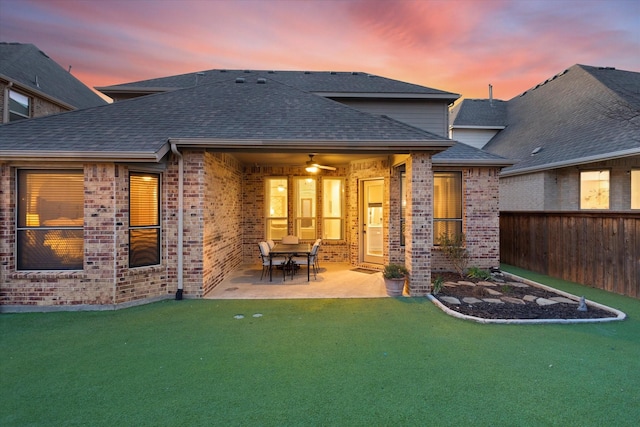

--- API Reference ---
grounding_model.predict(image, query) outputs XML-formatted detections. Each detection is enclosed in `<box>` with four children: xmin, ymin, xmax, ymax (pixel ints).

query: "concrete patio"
<box><xmin>205</xmin><ymin>262</ymin><xmax>393</xmax><ymax>299</ymax></box>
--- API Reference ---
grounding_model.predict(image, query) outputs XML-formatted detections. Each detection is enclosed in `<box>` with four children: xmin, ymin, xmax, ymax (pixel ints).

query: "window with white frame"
<box><xmin>294</xmin><ymin>178</ymin><xmax>317</xmax><ymax>239</ymax></box>
<box><xmin>322</xmin><ymin>178</ymin><xmax>344</xmax><ymax>240</ymax></box>
<box><xmin>129</xmin><ymin>172</ymin><xmax>160</xmax><ymax>268</ymax></box>
<box><xmin>9</xmin><ymin>90</ymin><xmax>31</xmax><ymax>122</ymax></box>
<box><xmin>265</xmin><ymin>178</ymin><xmax>288</xmax><ymax>240</ymax></box>
<box><xmin>632</xmin><ymin>170</ymin><xmax>639</xmax><ymax>209</ymax></box>
<box><xmin>580</xmin><ymin>170</ymin><xmax>609</xmax><ymax>209</ymax></box>
<box><xmin>17</xmin><ymin>170</ymin><xmax>84</xmax><ymax>270</ymax></box>
<box><xmin>433</xmin><ymin>171</ymin><xmax>463</xmax><ymax>244</ymax></box>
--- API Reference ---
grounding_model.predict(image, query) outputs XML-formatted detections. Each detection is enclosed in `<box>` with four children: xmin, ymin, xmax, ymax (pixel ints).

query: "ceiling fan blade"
<box><xmin>315</xmin><ymin>164</ymin><xmax>336</xmax><ymax>171</ymax></box>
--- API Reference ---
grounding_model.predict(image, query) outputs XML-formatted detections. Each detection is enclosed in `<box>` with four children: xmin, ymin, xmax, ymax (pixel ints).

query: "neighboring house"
<box><xmin>0</xmin><ymin>69</ymin><xmax>510</xmax><ymax>310</ymax></box>
<box><xmin>0</xmin><ymin>42</ymin><xmax>107</xmax><ymax>123</ymax></box>
<box><xmin>450</xmin><ymin>64</ymin><xmax>640</xmax><ymax>297</ymax></box>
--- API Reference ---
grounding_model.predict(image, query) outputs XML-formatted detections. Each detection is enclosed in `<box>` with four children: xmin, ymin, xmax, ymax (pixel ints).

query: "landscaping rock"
<box><xmin>482</xmin><ymin>298</ymin><xmax>504</xmax><ymax>304</ymax></box>
<box><xmin>536</xmin><ymin>298</ymin><xmax>559</xmax><ymax>306</ymax></box>
<box><xmin>462</xmin><ymin>297</ymin><xmax>483</xmax><ymax>304</ymax></box>
<box><xmin>502</xmin><ymin>297</ymin><xmax>526</xmax><ymax>305</ymax></box>
<box><xmin>440</xmin><ymin>296</ymin><xmax>461</xmax><ymax>305</ymax></box>
<box><xmin>550</xmin><ymin>297</ymin><xmax>578</xmax><ymax>304</ymax></box>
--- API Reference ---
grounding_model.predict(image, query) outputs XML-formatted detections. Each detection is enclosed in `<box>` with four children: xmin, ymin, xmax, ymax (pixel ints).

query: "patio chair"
<box><xmin>266</xmin><ymin>239</ymin><xmax>275</xmax><ymax>250</ymax></box>
<box><xmin>258</xmin><ymin>241</ymin><xmax>288</xmax><ymax>281</ymax></box>
<box><xmin>281</xmin><ymin>235</ymin><xmax>299</xmax><ymax>244</ymax></box>
<box><xmin>290</xmin><ymin>241</ymin><xmax>320</xmax><ymax>279</ymax></box>
<box><xmin>314</xmin><ymin>239</ymin><xmax>322</xmax><ymax>269</ymax></box>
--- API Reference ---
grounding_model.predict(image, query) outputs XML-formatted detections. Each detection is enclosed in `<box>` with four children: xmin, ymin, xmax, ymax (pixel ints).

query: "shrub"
<box><xmin>383</xmin><ymin>263</ymin><xmax>409</xmax><ymax>279</ymax></box>
<box><xmin>438</xmin><ymin>231</ymin><xmax>469</xmax><ymax>278</ymax></box>
<box><xmin>467</xmin><ymin>266</ymin><xmax>492</xmax><ymax>280</ymax></box>
<box><xmin>432</xmin><ymin>276</ymin><xmax>444</xmax><ymax>295</ymax></box>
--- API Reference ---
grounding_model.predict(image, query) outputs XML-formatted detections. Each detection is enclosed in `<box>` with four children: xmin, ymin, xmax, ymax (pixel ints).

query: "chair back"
<box><xmin>315</xmin><ymin>239</ymin><xmax>322</xmax><ymax>246</ymax></box>
<box><xmin>282</xmin><ymin>235</ymin><xmax>299</xmax><ymax>244</ymax></box>
<box><xmin>258</xmin><ymin>241</ymin><xmax>270</xmax><ymax>258</ymax></box>
<box><xmin>266</xmin><ymin>239</ymin><xmax>275</xmax><ymax>249</ymax></box>
<box><xmin>310</xmin><ymin>242</ymin><xmax>320</xmax><ymax>256</ymax></box>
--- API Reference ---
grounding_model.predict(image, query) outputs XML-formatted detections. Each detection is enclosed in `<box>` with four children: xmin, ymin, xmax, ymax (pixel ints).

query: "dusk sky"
<box><xmin>1</xmin><ymin>0</ymin><xmax>638</xmax><ymax>102</ymax></box>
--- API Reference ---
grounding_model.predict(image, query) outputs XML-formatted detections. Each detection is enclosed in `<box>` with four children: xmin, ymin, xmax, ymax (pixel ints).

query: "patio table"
<box><xmin>269</xmin><ymin>243</ymin><xmax>311</xmax><ymax>281</ymax></box>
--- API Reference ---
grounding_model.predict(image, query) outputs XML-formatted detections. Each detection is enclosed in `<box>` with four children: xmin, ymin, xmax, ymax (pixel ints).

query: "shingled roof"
<box><xmin>450</xmin><ymin>98</ymin><xmax>507</xmax><ymax>128</ymax></box>
<box><xmin>0</xmin><ymin>75</ymin><xmax>457</xmax><ymax>162</ymax></box>
<box><xmin>0</xmin><ymin>42</ymin><xmax>106</xmax><ymax>109</ymax></box>
<box><xmin>483</xmin><ymin>64</ymin><xmax>640</xmax><ymax>175</ymax></box>
<box><xmin>97</xmin><ymin>69</ymin><xmax>460</xmax><ymax>101</ymax></box>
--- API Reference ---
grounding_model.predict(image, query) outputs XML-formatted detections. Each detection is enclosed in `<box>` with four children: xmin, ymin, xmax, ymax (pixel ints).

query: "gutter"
<box><xmin>499</xmin><ymin>147</ymin><xmax>640</xmax><ymax>177</ymax></box>
<box><xmin>170</xmin><ymin>143</ymin><xmax>184</xmax><ymax>300</ymax></box>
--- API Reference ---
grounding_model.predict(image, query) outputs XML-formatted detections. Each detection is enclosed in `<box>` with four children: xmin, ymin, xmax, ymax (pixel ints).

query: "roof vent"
<box><xmin>268</xmin><ymin>70</ymin><xmax>275</xmax><ymax>74</ymax></box>
<box><xmin>243</xmin><ymin>70</ymin><xmax>251</xmax><ymax>73</ymax></box>
<box><xmin>257</xmin><ymin>78</ymin><xmax>266</xmax><ymax>84</ymax></box>
<box><xmin>330</xmin><ymin>71</ymin><xmax>337</xmax><ymax>75</ymax></box>
<box><xmin>531</xmin><ymin>146</ymin><xmax>543</xmax><ymax>155</ymax></box>
<box><xmin>351</xmin><ymin>72</ymin><xmax>359</xmax><ymax>75</ymax></box>
<box><xmin>235</xmin><ymin>77</ymin><xmax>245</xmax><ymax>84</ymax></box>
<box><xmin>304</xmin><ymin>71</ymin><xmax>311</xmax><ymax>74</ymax></box>
<box><xmin>220</xmin><ymin>69</ymin><xmax>227</xmax><ymax>73</ymax></box>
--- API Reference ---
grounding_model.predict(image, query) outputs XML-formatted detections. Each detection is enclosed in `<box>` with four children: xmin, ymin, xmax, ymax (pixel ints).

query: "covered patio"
<box><xmin>205</xmin><ymin>262</ymin><xmax>393</xmax><ymax>299</ymax></box>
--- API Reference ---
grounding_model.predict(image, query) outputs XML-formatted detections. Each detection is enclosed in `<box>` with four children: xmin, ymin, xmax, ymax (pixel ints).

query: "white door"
<box><xmin>361</xmin><ymin>179</ymin><xmax>384</xmax><ymax>264</ymax></box>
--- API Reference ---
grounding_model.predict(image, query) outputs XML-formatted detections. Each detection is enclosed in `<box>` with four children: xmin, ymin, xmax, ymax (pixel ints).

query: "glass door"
<box><xmin>361</xmin><ymin>179</ymin><xmax>383</xmax><ymax>264</ymax></box>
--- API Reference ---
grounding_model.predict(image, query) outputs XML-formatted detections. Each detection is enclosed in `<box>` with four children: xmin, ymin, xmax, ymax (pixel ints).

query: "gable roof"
<box><xmin>481</xmin><ymin>64</ymin><xmax>640</xmax><ymax>176</ymax></box>
<box><xmin>97</xmin><ymin>69</ymin><xmax>460</xmax><ymax>102</ymax></box>
<box><xmin>450</xmin><ymin>98</ymin><xmax>507</xmax><ymax>128</ymax></box>
<box><xmin>0</xmin><ymin>75</ymin><xmax>456</xmax><ymax>162</ymax></box>
<box><xmin>0</xmin><ymin>42</ymin><xmax>107</xmax><ymax>110</ymax></box>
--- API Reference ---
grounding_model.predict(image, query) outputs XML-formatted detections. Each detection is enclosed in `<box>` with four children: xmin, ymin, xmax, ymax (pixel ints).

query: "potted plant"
<box><xmin>383</xmin><ymin>263</ymin><xmax>408</xmax><ymax>296</ymax></box>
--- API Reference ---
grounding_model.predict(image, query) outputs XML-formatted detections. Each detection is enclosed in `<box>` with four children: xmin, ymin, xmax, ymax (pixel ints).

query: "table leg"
<box><xmin>307</xmin><ymin>253</ymin><xmax>310</xmax><ymax>281</ymax></box>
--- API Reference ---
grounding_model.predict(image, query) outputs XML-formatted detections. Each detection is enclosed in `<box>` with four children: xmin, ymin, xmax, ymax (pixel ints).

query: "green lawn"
<box><xmin>1</xmin><ymin>267</ymin><xmax>639</xmax><ymax>426</ymax></box>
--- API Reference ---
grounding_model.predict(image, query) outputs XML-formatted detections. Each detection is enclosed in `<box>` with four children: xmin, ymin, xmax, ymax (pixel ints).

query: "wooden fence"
<box><xmin>500</xmin><ymin>211</ymin><xmax>639</xmax><ymax>298</ymax></box>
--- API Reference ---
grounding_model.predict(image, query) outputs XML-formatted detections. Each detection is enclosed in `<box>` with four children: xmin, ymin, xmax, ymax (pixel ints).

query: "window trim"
<box><xmin>8</xmin><ymin>89</ymin><xmax>31</xmax><ymax>122</ymax></box>
<box><xmin>433</xmin><ymin>171</ymin><xmax>463</xmax><ymax>245</ymax></box>
<box><xmin>321</xmin><ymin>177</ymin><xmax>345</xmax><ymax>240</ymax></box>
<box><xmin>580</xmin><ymin>169</ymin><xmax>610</xmax><ymax>210</ymax></box>
<box><xmin>16</xmin><ymin>169</ymin><xmax>84</xmax><ymax>271</ymax></box>
<box><xmin>128</xmin><ymin>171</ymin><xmax>161</xmax><ymax>268</ymax></box>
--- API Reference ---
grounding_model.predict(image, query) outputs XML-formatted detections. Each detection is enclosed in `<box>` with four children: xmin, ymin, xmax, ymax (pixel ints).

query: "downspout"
<box><xmin>170</xmin><ymin>143</ymin><xmax>184</xmax><ymax>300</ymax></box>
<box><xmin>2</xmin><ymin>82</ymin><xmax>12</xmax><ymax>123</ymax></box>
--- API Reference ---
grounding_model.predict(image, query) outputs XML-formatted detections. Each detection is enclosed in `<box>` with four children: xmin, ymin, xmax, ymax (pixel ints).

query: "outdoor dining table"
<box><xmin>269</xmin><ymin>243</ymin><xmax>312</xmax><ymax>282</ymax></box>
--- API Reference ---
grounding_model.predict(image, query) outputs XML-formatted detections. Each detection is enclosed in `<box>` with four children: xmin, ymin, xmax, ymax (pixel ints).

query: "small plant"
<box><xmin>500</xmin><ymin>284</ymin><xmax>513</xmax><ymax>294</ymax></box>
<box><xmin>438</xmin><ymin>231</ymin><xmax>470</xmax><ymax>278</ymax></box>
<box><xmin>383</xmin><ymin>263</ymin><xmax>409</xmax><ymax>279</ymax></box>
<box><xmin>431</xmin><ymin>276</ymin><xmax>444</xmax><ymax>295</ymax></box>
<box><xmin>467</xmin><ymin>266</ymin><xmax>492</xmax><ymax>281</ymax></box>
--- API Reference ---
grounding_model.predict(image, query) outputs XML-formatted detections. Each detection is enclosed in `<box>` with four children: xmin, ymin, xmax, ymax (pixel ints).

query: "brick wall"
<box><xmin>431</xmin><ymin>167</ymin><xmax>501</xmax><ymax>273</ymax></box>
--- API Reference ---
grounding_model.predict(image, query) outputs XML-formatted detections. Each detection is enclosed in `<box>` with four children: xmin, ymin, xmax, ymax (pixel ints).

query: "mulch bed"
<box><xmin>432</xmin><ymin>272</ymin><xmax>614</xmax><ymax>320</ymax></box>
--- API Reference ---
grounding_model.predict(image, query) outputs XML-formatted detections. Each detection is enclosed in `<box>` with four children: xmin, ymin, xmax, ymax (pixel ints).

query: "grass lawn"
<box><xmin>1</xmin><ymin>266</ymin><xmax>639</xmax><ymax>426</ymax></box>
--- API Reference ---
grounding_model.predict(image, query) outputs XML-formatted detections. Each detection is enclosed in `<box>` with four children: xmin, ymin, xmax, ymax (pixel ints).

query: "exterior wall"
<box><xmin>499</xmin><ymin>172</ymin><xmax>546</xmax><ymax>211</ymax></box>
<box><xmin>336</xmin><ymin>99</ymin><xmax>449</xmax><ymax>138</ymax></box>
<box><xmin>501</xmin><ymin>156</ymin><xmax>640</xmax><ymax>211</ymax></box>
<box><xmin>0</xmin><ymin>163</ymin><xmax>170</xmax><ymax>309</ymax></box>
<box><xmin>405</xmin><ymin>153</ymin><xmax>433</xmax><ymax>295</ymax></box>
<box><xmin>202</xmin><ymin>152</ymin><xmax>244</xmax><ymax>296</ymax></box>
<box><xmin>449</xmin><ymin>128</ymin><xmax>500</xmax><ymax>150</ymax></box>
<box><xmin>1</xmin><ymin>82</ymin><xmax>68</xmax><ymax>123</ymax></box>
<box><xmin>241</xmin><ymin>164</ymin><xmax>351</xmax><ymax>266</ymax></box>
<box><xmin>432</xmin><ymin>167</ymin><xmax>501</xmax><ymax>272</ymax></box>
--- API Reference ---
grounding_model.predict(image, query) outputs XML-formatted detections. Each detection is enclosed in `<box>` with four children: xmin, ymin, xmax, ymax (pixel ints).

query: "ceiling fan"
<box><xmin>305</xmin><ymin>154</ymin><xmax>336</xmax><ymax>172</ymax></box>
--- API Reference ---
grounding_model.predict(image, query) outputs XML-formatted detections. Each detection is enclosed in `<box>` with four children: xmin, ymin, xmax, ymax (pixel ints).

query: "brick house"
<box><xmin>0</xmin><ymin>70</ymin><xmax>510</xmax><ymax>311</ymax></box>
<box><xmin>1</xmin><ymin>42</ymin><xmax>106</xmax><ymax>123</ymax></box>
<box><xmin>450</xmin><ymin>65</ymin><xmax>640</xmax><ymax>296</ymax></box>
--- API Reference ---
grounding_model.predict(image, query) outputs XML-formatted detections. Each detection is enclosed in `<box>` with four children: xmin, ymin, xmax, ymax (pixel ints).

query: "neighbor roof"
<box><xmin>482</xmin><ymin>64</ymin><xmax>640</xmax><ymax>175</ymax></box>
<box><xmin>0</xmin><ymin>42</ymin><xmax>107</xmax><ymax>109</ymax></box>
<box><xmin>0</xmin><ymin>75</ymin><xmax>456</xmax><ymax>162</ymax></box>
<box><xmin>97</xmin><ymin>69</ymin><xmax>460</xmax><ymax>101</ymax></box>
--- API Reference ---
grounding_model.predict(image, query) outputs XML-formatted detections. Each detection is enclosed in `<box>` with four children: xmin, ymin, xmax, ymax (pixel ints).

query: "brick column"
<box><xmin>406</xmin><ymin>153</ymin><xmax>432</xmax><ymax>295</ymax></box>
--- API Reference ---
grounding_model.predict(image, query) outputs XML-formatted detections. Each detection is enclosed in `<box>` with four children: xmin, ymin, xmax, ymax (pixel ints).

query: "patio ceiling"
<box><xmin>224</xmin><ymin>152</ymin><xmax>388</xmax><ymax>168</ymax></box>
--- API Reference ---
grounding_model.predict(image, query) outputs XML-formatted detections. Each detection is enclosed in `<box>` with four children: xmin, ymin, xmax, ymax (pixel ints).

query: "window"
<box><xmin>322</xmin><ymin>178</ymin><xmax>344</xmax><ymax>240</ymax></box>
<box><xmin>294</xmin><ymin>178</ymin><xmax>317</xmax><ymax>239</ymax></box>
<box><xmin>265</xmin><ymin>178</ymin><xmax>288</xmax><ymax>240</ymax></box>
<box><xmin>129</xmin><ymin>173</ymin><xmax>160</xmax><ymax>267</ymax></box>
<box><xmin>632</xmin><ymin>170</ymin><xmax>639</xmax><ymax>209</ymax></box>
<box><xmin>580</xmin><ymin>170</ymin><xmax>609</xmax><ymax>209</ymax></box>
<box><xmin>434</xmin><ymin>172</ymin><xmax>462</xmax><ymax>244</ymax></box>
<box><xmin>17</xmin><ymin>170</ymin><xmax>84</xmax><ymax>270</ymax></box>
<box><xmin>9</xmin><ymin>90</ymin><xmax>30</xmax><ymax>121</ymax></box>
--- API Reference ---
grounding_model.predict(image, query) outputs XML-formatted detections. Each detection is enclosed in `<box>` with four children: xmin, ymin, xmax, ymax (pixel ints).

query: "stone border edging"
<box><xmin>427</xmin><ymin>272</ymin><xmax>626</xmax><ymax>324</ymax></box>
